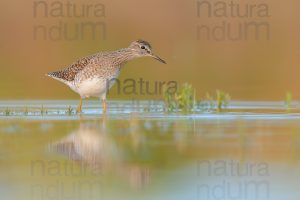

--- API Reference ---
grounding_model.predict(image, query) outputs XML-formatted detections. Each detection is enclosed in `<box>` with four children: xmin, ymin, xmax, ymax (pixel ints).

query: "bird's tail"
<box><xmin>46</xmin><ymin>71</ymin><xmax>65</xmax><ymax>82</ymax></box>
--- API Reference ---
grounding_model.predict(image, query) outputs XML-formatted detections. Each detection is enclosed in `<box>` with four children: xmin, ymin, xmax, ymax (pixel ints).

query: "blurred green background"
<box><xmin>0</xmin><ymin>0</ymin><xmax>299</xmax><ymax>100</ymax></box>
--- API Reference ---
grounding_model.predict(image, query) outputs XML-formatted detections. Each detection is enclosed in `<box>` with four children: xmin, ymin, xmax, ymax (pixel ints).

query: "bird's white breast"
<box><xmin>75</xmin><ymin>77</ymin><xmax>107</xmax><ymax>98</ymax></box>
<box><xmin>72</xmin><ymin>69</ymin><xmax>120</xmax><ymax>98</ymax></box>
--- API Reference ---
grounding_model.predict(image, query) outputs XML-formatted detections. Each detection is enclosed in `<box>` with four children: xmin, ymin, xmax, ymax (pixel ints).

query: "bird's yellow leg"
<box><xmin>102</xmin><ymin>96</ymin><xmax>107</xmax><ymax>113</ymax></box>
<box><xmin>77</xmin><ymin>97</ymin><xmax>83</xmax><ymax>113</ymax></box>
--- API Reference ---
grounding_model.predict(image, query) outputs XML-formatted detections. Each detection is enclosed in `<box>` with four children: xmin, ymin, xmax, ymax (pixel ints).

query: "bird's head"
<box><xmin>128</xmin><ymin>40</ymin><xmax>166</xmax><ymax>64</ymax></box>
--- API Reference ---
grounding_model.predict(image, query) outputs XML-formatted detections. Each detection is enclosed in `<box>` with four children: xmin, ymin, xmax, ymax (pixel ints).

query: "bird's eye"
<box><xmin>141</xmin><ymin>46</ymin><xmax>145</xmax><ymax>49</ymax></box>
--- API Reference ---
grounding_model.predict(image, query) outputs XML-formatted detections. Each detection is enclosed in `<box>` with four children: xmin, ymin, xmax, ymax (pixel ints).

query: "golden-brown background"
<box><xmin>0</xmin><ymin>0</ymin><xmax>299</xmax><ymax>100</ymax></box>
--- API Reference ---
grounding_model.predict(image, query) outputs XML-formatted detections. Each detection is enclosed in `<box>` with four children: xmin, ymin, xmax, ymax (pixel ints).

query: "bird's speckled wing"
<box><xmin>48</xmin><ymin>54</ymin><xmax>98</xmax><ymax>82</ymax></box>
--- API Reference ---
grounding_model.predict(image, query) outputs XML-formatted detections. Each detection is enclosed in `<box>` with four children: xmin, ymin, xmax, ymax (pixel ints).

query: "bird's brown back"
<box><xmin>48</xmin><ymin>55</ymin><xmax>94</xmax><ymax>82</ymax></box>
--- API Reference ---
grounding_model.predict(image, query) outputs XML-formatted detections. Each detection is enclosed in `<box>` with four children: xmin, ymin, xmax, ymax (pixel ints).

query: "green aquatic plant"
<box><xmin>163</xmin><ymin>84</ymin><xmax>231</xmax><ymax>113</ymax></box>
<box><xmin>143</xmin><ymin>106</ymin><xmax>150</xmax><ymax>112</ymax></box>
<box><xmin>205</xmin><ymin>90</ymin><xmax>231</xmax><ymax>112</ymax></box>
<box><xmin>175</xmin><ymin>83</ymin><xmax>194</xmax><ymax>113</ymax></box>
<box><xmin>24</xmin><ymin>107</ymin><xmax>29</xmax><ymax>116</ymax></box>
<box><xmin>163</xmin><ymin>86</ymin><xmax>177</xmax><ymax>113</ymax></box>
<box><xmin>4</xmin><ymin>108</ymin><xmax>11</xmax><ymax>116</ymax></box>
<box><xmin>216</xmin><ymin>90</ymin><xmax>231</xmax><ymax>112</ymax></box>
<box><xmin>40</xmin><ymin>105</ymin><xmax>48</xmax><ymax>115</ymax></box>
<box><xmin>66</xmin><ymin>106</ymin><xmax>75</xmax><ymax>115</ymax></box>
<box><xmin>143</xmin><ymin>100</ymin><xmax>152</xmax><ymax>112</ymax></box>
<box><xmin>284</xmin><ymin>92</ymin><xmax>292</xmax><ymax>111</ymax></box>
<box><xmin>163</xmin><ymin>83</ymin><xmax>194</xmax><ymax>113</ymax></box>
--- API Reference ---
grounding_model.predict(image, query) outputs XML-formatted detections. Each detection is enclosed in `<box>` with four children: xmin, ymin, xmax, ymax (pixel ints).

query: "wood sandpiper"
<box><xmin>47</xmin><ymin>40</ymin><xmax>166</xmax><ymax>113</ymax></box>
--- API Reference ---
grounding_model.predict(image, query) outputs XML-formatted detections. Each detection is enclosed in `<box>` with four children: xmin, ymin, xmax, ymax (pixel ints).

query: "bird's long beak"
<box><xmin>150</xmin><ymin>54</ymin><xmax>166</xmax><ymax>64</ymax></box>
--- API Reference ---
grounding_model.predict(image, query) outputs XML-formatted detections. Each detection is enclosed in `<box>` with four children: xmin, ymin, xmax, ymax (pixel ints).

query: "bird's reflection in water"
<box><xmin>49</xmin><ymin>117</ymin><xmax>151</xmax><ymax>189</ymax></box>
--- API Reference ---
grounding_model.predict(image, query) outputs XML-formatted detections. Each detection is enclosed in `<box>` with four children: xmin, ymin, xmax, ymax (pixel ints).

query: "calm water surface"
<box><xmin>0</xmin><ymin>101</ymin><xmax>300</xmax><ymax>200</ymax></box>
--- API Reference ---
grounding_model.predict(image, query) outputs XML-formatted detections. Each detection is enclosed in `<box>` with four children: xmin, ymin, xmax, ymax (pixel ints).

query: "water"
<box><xmin>0</xmin><ymin>101</ymin><xmax>300</xmax><ymax>200</ymax></box>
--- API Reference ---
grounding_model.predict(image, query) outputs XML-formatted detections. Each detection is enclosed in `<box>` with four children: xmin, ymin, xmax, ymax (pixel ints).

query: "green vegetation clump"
<box><xmin>284</xmin><ymin>92</ymin><xmax>292</xmax><ymax>111</ymax></box>
<box><xmin>216</xmin><ymin>90</ymin><xmax>231</xmax><ymax>112</ymax></box>
<box><xmin>4</xmin><ymin>108</ymin><xmax>11</xmax><ymax>116</ymax></box>
<box><xmin>66</xmin><ymin>106</ymin><xmax>75</xmax><ymax>115</ymax></box>
<box><xmin>23</xmin><ymin>107</ymin><xmax>29</xmax><ymax>116</ymax></box>
<box><xmin>163</xmin><ymin>89</ymin><xmax>177</xmax><ymax>113</ymax></box>
<box><xmin>163</xmin><ymin>83</ymin><xmax>195</xmax><ymax>114</ymax></box>
<box><xmin>207</xmin><ymin>90</ymin><xmax>231</xmax><ymax>112</ymax></box>
<box><xmin>40</xmin><ymin>105</ymin><xmax>48</xmax><ymax>115</ymax></box>
<box><xmin>175</xmin><ymin>83</ymin><xmax>195</xmax><ymax>113</ymax></box>
<box><xmin>163</xmin><ymin>83</ymin><xmax>231</xmax><ymax>114</ymax></box>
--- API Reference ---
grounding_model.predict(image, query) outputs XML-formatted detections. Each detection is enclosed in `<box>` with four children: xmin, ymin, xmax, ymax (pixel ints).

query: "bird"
<box><xmin>47</xmin><ymin>40</ymin><xmax>166</xmax><ymax>113</ymax></box>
